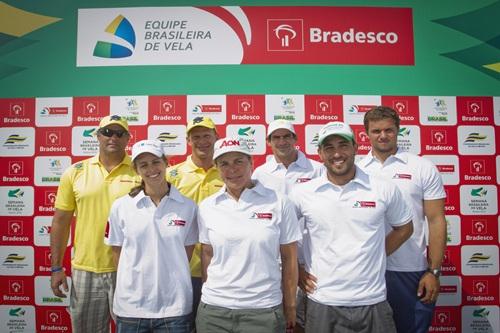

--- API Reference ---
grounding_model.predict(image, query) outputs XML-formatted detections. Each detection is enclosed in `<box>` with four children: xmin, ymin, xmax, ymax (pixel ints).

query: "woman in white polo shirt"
<box><xmin>196</xmin><ymin>137</ymin><xmax>301</xmax><ymax>333</ymax></box>
<box><xmin>105</xmin><ymin>139</ymin><xmax>198</xmax><ymax>333</ymax></box>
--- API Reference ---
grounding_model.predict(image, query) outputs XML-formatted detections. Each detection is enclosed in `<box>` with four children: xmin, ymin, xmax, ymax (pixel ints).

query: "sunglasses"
<box><xmin>98</xmin><ymin>128</ymin><xmax>128</xmax><ymax>138</ymax></box>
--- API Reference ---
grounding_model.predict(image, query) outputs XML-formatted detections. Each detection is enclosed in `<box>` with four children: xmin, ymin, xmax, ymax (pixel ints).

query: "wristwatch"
<box><xmin>426</xmin><ymin>267</ymin><xmax>441</xmax><ymax>278</ymax></box>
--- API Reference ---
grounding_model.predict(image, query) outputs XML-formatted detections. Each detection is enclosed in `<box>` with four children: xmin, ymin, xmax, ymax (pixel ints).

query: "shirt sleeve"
<box><xmin>54</xmin><ymin>166</ymin><xmax>76</xmax><ymax>211</ymax></box>
<box><xmin>279</xmin><ymin>197</ymin><xmax>302</xmax><ymax>244</ymax></box>
<box><xmin>198</xmin><ymin>204</ymin><xmax>210</xmax><ymax>244</ymax></box>
<box><xmin>385</xmin><ymin>183</ymin><xmax>413</xmax><ymax>227</ymax></box>
<box><xmin>185</xmin><ymin>202</ymin><xmax>199</xmax><ymax>246</ymax></box>
<box><xmin>104</xmin><ymin>199</ymin><xmax>125</xmax><ymax>246</ymax></box>
<box><xmin>421</xmin><ymin>158</ymin><xmax>447</xmax><ymax>201</ymax></box>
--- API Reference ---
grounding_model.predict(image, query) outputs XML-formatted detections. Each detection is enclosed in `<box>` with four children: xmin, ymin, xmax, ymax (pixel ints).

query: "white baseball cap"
<box><xmin>267</xmin><ymin>119</ymin><xmax>296</xmax><ymax>138</ymax></box>
<box><xmin>131</xmin><ymin>139</ymin><xmax>165</xmax><ymax>161</ymax></box>
<box><xmin>213</xmin><ymin>137</ymin><xmax>252</xmax><ymax>160</ymax></box>
<box><xmin>317</xmin><ymin>121</ymin><xmax>355</xmax><ymax>146</ymax></box>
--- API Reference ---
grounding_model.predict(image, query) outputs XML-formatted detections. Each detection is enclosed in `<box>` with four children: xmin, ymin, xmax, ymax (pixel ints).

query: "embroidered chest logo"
<box><xmin>166</xmin><ymin>219</ymin><xmax>186</xmax><ymax>226</ymax></box>
<box><xmin>296</xmin><ymin>177</ymin><xmax>312</xmax><ymax>183</ymax></box>
<box><xmin>393</xmin><ymin>173</ymin><xmax>412</xmax><ymax>180</ymax></box>
<box><xmin>353</xmin><ymin>201</ymin><xmax>376</xmax><ymax>208</ymax></box>
<box><xmin>250</xmin><ymin>212</ymin><xmax>273</xmax><ymax>220</ymax></box>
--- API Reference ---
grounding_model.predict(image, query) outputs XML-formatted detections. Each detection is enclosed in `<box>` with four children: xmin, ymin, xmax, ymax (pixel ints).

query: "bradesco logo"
<box><xmin>267</xmin><ymin>20</ymin><xmax>304</xmax><ymax>51</ymax></box>
<box><xmin>94</xmin><ymin>15</ymin><xmax>136</xmax><ymax>58</ymax></box>
<box><xmin>310</xmin><ymin>26</ymin><xmax>399</xmax><ymax>45</ymax></box>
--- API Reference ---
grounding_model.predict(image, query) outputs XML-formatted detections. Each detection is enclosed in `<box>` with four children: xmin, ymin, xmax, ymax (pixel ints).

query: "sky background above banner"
<box><xmin>0</xmin><ymin>0</ymin><xmax>498</xmax><ymax>98</ymax></box>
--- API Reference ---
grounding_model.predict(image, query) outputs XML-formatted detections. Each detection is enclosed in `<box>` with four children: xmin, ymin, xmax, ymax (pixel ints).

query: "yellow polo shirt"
<box><xmin>55</xmin><ymin>154</ymin><xmax>140</xmax><ymax>273</ymax></box>
<box><xmin>166</xmin><ymin>156</ymin><xmax>223</xmax><ymax>277</ymax></box>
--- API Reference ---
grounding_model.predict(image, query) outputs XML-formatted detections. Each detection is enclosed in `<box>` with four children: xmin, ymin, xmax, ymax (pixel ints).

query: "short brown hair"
<box><xmin>363</xmin><ymin>106</ymin><xmax>400</xmax><ymax>132</ymax></box>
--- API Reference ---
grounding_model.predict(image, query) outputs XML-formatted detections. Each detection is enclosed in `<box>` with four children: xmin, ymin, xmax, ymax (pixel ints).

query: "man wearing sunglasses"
<box><xmin>50</xmin><ymin>115</ymin><xmax>140</xmax><ymax>333</ymax></box>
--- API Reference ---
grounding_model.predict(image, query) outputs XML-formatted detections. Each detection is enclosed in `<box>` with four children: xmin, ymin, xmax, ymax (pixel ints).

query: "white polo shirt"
<box><xmin>105</xmin><ymin>185</ymin><xmax>198</xmax><ymax>318</ymax></box>
<box><xmin>359</xmin><ymin>149</ymin><xmax>446</xmax><ymax>272</ymax></box>
<box><xmin>289</xmin><ymin>167</ymin><xmax>412</xmax><ymax>306</ymax></box>
<box><xmin>252</xmin><ymin>150</ymin><xmax>324</xmax><ymax>195</ymax></box>
<box><xmin>198</xmin><ymin>181</ymin><xmax>301</xmax><ymax>309</ymax></box>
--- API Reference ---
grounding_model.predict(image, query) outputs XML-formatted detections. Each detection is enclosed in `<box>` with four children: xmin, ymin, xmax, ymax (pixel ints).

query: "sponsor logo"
<box><xmin>160</xmin><ymin>99</ymin><xmax>175</xmax><ymax>114</ymax></box>
<box><xmin>94</xmin><ymin>15</ymin><xmax>136</xmax><ymax>58</ymax></box>
<box><xmin>3</xmin><ymin>253</ymin><xmax>26</xmax><ymax>264</ymax></box>
<box><xmin>464</xmin><ymin>132</ymin><xmax>487</xmax><ymax>143</ymax></box>
<box><xmin>9</xmin><ymin>279</ymin><xmax>24</xmax><ymax>294</ymax></box>
<box><xmin>268</xmin><ymin>20</ymin><xmax>303</xmax><ymax>51</ymax></box>
<box><xmin>166</xmin><ymin>219</ymin><xmax>186</xmax><ymax>226</ymax></box>
<box><xmin>45</xmin><ymin>131</ymin><xmax>61</xmax><ymax>145</ymax></box>
<box><xmin>393</xmin><ymin>173</ymin><xmax>412</xmax><ymax>179</ymax></box>
<box><xmin>10</xmin><ymin>103</ymin><xmax>25</xmax><ymax>117</ymax></box>
<box><xmin>296</xmin><ymin>178</ymin><xmax>312</xmax><ymax>183</ymax></box>
<box><xmin>310</xmin><ymin>133</ymin><xmax>319</xmax><ymax>146</ymax></box>
<box><xmin>4</xmin><ymin>134</ymin><xmax>27</xmax><ymax>144</ymax></box>
<box><xmin>316</xmin><ymin>99</ymin><xmax>332</xmax><ymax>113</ymax></box>
<box><xmin>356</xmin><ymin>130</ymin><xmax>369</xmax><ymax>143</ymax></box>
<box><xmin>393</xmin><ymin>100</ymin><xmax>408</xmax><ymax>114</ymax></box>
<box><xmin>83</xmin><ymin>101</ymin><xmax>99</xmax><ymax>115</ymax></box>
<box><xmin>281</xmin><ymin>97</ymin><xmax>295</xmax><ymax>110</ymax></box>
<box><xmin>8</xmin><ymin>161</ymin><xmax>24</xmax><ymax>175</ymax></box>
<box><xmin>467</xmin><ymin>101</ymin><xmax>482</xmax><ymax>115</ymax></box>
<box><xmin>44</xmin><ymin>191</ymin><xmax>57</xmax><ymax>206</ymax></box>
<box><xmin>238</xmin><ymin>126</ymin><xmax>255</xmax><ymax>137</ymax></box>
<box><xmin>37</xmin><ymin>225</ymin><xmax>51</xmax><ymax>237</ymax></box>
<box><xmin>219</xmin><ymin>139</ymin><xmax>240</xmax><ymax>148</ymax></box>
<box><xmin>398</xmin><ymin>127</ymin><xmax>410</xmax><ymax>137</ymax></box>
<box><xmin>250</xmin><ymin>212</ymin><xmax>273</xmax><ymax>220</ymax></box>
<box><xmin>434</xmin><ymin>311</ymin><xmax>451</xmax><ymax>325</ymax></box>
<box><xmin>40</xmin><ymin>107</ymin><xmax>68</xmax><ymax>115</ymax></box>
<box><xmin>238</xmin><ymin>99</ymin><xmax>254</xmax><ymax>113</ymax></box>
<box><xmin>9</xmin><ymin>307</ymin><xmax>26</xmax><ymax>317</ymax></box>
<box><xmin>157</xmin><ymin>132</ymin><xmax>178</xmax><ymax>141</ymax></box>
<box><xmin>470</xmin><ymin>187</ymin><xmax>487</xmax><ymax>197</ymax></box>
<box><xmin>46</xmin><ymin>310</ymin><xmax>62</xmax><ymax>325</ymax></box>
<box><xmin>83</xmin><ymin>128</ymin><xmax>96</xmax><ymax>137</ymax></box>
<box><xmin>472</xmin><ymin>280</ymin><xmax>488</xmax><ymax>294</ymax></box>
<box><xmin>348</xmin><ymin>105</ymin><xmax>373</xmax><ymax>114</ymax></box>
<box><xmin>437</xmin><ymin>165</ymin><xmax>455</xmax><ymax>173</ymax></box>
<box><xmin>469</xmin><ymin>160</ymin><xmax>485</xmax><ymax>174</ymax></box>
<box><xmin>473</xmin><ymin>308</ymin><xmax>489</xmax><ymax>318</ymax></box>
<box><xmin>125</xmin><ymin>98</ymin><xmax>140</xmax><ymax>112</ymax></box>
<box><xmin>440</xmin><ymin>285</ymin><xmax>458</xmax><ymax>293</ymax></box>
<box><xmin>353</xmin><ymin>201</ymin><xmax>376</xmax><ymax>208</ymax></box>
<box><xmin>467</xmin><ymin>253</ymin><xmax>490</xmax><ymax>264</ymax></box>
<box><xmin>193</xmin><ymin>104</ymin><xmax>222</xmax><ymax>113</ymax></box>
<box><xmin>8</xmin><ymin>220</ymin><xmax>23</xmax><ymax>235</ymax></box>
<box><xmin>472</xmin><ymin>219</ymin><xmax>487</xmax><ymax>234</ymax></box>
<box><xmin>8</xmin><ymin>189</ymin><xmax>24</xmax><ymax>198</ymax></box>
<box><xmin>431</xmin><ymin>130</ymin><xmax>447</xmax><ymax>144</ymax></box>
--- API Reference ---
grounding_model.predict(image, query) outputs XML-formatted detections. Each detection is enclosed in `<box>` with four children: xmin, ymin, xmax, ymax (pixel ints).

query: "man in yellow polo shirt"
<box><xmin>166</xmin><ymin>116</ymin><xmax>223</xmax><ymax>323</ymax></box>
<box><xmin>50</xmin><ymin>115</ymin><xmax>140</xmax><ymax>333</ymax></box>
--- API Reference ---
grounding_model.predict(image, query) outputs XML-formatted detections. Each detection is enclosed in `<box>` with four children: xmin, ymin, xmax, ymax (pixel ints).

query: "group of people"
<box><xmin>50</xmin><ymin>106</ymin><xmax>446</xmax><ymax>333</ymax></box>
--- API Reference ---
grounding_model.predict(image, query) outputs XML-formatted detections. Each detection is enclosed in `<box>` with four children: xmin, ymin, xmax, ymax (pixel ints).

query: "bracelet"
<box><xmin>51</xmin><ymin>266</ymin><xmax>64</xmax><ymax>273</ymax></box>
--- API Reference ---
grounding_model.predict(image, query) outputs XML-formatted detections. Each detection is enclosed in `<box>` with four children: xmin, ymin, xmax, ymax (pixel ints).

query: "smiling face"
<box><xmin>187</xmin><ymin>126</ymin><xmax>218</xmax><ymax>160</ymax></box>
<box><xmin>133</xmin><ymin>152</ymin><xmax>168</xmax><ymax>189</ymax></box>
<box><xmin>215</xmin><ymin>152</ymin><xmax>253</xmax><ymax>199</ymax></box>
<box><xmin>318</xmin><ymin>135</ymin><xmax>358</xmax><ymax>185</ymax></box>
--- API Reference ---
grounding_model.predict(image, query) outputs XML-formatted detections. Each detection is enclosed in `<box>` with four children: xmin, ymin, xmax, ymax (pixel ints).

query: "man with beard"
<box><xmin>289</xmin><ymin>121</ymin><xmax>413</xmax><ymax>333</ymax></box>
